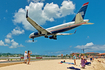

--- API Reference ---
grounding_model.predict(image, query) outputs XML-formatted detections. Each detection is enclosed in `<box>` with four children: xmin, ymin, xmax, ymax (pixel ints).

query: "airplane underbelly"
<box><xmin>51</xmin><ymin>25</ymin><xmax>79</xmax><ymax>33</ymax></box>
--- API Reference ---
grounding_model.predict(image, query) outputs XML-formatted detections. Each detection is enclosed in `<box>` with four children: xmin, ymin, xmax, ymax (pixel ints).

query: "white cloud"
<box><xmin>75</xmin><ymin>42</ymin><xmax>105</xmax><ymax>52</ymax></box>
<box><xmin>9</xmin><ymin>39</ymin><xmax>24</xmax><ymax>48</ymax></box>
<box><xmin>43</xmin><ymin>2</ymin><xmax>60</xmax><ymax>19</ymax></box>
<box><xmin>75</xmin><ymin>42</ymin><xmax>94</xmax><ymax>49</ymax></box>
<box><xmin>6</xmin><ymin>10</ymin><xmax>8</xmax><ymax>13</ymax></box>
<box><xmin>27</xmin><ymin>0</ymin><xmax>45</xmax><ymax>3</ymax></box>
<box><xmin>60</xmin><ymin>0</ymin><xmax>75</xmax><ymax>17</ymax></box>
<box><xmin>6</xmin><ymin>33</ymin><xmax>12</xmax><ymax>38</ymax></box>
<box><xmin>87</xmin><ymin>36</ymin><xmax>90</xmax><ymax>39</ymax></box>
<box><xmin>13</xmin><ymin>0</ymin><xmax>75</xmax><ymax>31</ymax></box>
<box><xmin>85</xmin><ymin>42</ymin><xmax>94</xmax><ymax>47</ymax></box>
<box><xmin>0</xmin><ymin>40</ymin><xmax>8</xmax><ymax>46</ymax></box>
<box><xmin>25</xmin><ymin>40</ymin><xmax>37</xmax><ymax>43</ymax></box>
<box><xmin>5</xmin><ymin>39</ymin><xmax>10</xmax><ymax>44</ymax></box>
<box><xmin>6</xmin><ymin>27</ymin><xmax>24</xmax><ymax>39</ymax></box>
<box><xmin>0</xmin><ymin>40</ymin><xmax>5</xmax><ymax>46</ymax></box>
<box><xmin>19</xmin><ymin>44</ymin><xmax>24</xmax><ymax>47</ymax></box>
<box><xmin>87</xmin><ymin>45</ymin><xmax>105</xmax><ymax>51</ymax></box>
<box><xmin>5</xmin><ymin>27</ymin><xmax>25</xmax><ymax>48</ymax></box>
<box><xmin>12</xmin><ymin>27</ymin><xmax>24</xmax><ymax>35</ymax></box>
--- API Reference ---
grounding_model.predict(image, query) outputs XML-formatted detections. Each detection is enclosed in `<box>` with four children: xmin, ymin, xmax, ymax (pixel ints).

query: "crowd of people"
<box><xmin>24</xmin><ymin>50</ymin><xmax>32</xmax><ymax>64</ymax></box>
<box><xmin>72</xmin><ymin>53</ymin><xmax>92</xmax><ymax>69</ymax></box>
<box><xmin>23</xmin><ymin>51</ymin><xmax>94</xmax><ymax>67</ymax></box>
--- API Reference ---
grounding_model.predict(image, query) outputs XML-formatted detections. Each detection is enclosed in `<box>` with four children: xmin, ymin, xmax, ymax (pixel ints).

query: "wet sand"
<box><xmin>0</xmin><ymin>59</ymin><xmax>105</xmax><ymax>70</ymax></box>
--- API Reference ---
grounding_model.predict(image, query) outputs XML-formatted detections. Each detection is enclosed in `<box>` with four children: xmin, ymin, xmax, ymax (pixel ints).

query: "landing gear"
<box><xmin>32</xmin><ymin>38</ymin><xmax>34</xmax><ymax>42</ymax></box>
<box><xmin>53</xmin><ymin>37</ymin><xmax>57</xmax><ymax>40</ymax></box>
<box><xmin>45</xmin><ymin>36</ymin><xmax>48</xmax><ymax>38</ymax></box>
<box><xmin>49</xmin><ymin>35</ymin><xmax>57</xmax><ymax>40</ymax></box>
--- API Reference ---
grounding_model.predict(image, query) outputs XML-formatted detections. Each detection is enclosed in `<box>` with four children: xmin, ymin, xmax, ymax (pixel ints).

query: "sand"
<box><xmin>0</xmin><ymin>60</ymin><xmax>7</xmax><ymax>62</ymax></box>
<box><xmin>0</xmin><ymin>59</ymin><xmax>105</xmax><ymax>70</ymax></box>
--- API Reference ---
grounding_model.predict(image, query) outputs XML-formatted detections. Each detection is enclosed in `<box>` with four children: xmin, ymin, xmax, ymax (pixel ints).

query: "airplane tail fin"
<box><xmin>72</xmin><ymin>2</ymin><xmax>89</xmax><ymax>21</ymax></box>
<box><xmin>75</xmin><ymin>13</ymin><xmax>83</xmax><ymax>23</ymax></box>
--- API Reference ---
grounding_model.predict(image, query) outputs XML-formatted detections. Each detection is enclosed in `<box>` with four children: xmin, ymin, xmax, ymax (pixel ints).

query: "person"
<box><xmin>27</xmin><ymin>50</ymin><xmax>32</xmax><ymax>64</ymax></box>
<box><xmin>61</xmin><ymin>60</ymin><xmax>65</xmax><ymax>63</ymax></box>
<box><xmin>81</xmin><ymin>54</ymin><xmax>86</xmax><ymax>68</ymax></box>
<box><xmin>24</xmin><ymin>51</ymin><xmax>27</xmax><ymax>63</ymax></box>
<box><xmin>79</xmin><ymin>54</ymin><xmax>81</xmax><ymax>59</ymax></box>
<box><xmin>90</xmin><ymin>55</ymin><xmax>93</xmax><ymax>62</ymax></box>
<box><xmin>73</xmin><ymin>53</ymin><xmax>76</xmax><ymax>65</ymax></box>
<box><xmin>85</xmin><ymin>59</ymin><xmax>91</xmax><ymax>65</ymax></box>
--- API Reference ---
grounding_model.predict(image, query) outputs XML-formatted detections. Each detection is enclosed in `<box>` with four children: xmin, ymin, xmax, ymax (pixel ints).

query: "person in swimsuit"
<box><xmin>27</xmin><ymin>50</ymin><xmax>32</xmax><ymax>64</ymax></box>
<box><xmin>81</xmin><ymin>54</ymin><xmax>86</xmax><ymax>68</ymax></box>
<box><xmin>73</xmin><ymin>53</ymin><xmax>76</xmax><ymax>65</ymax></box>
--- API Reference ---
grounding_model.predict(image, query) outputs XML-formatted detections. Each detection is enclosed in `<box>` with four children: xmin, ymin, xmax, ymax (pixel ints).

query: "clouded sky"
<box><xmin>0</xmin><ymin>0</ymin><xmax>105</xmax><ymax>55</ymax></box>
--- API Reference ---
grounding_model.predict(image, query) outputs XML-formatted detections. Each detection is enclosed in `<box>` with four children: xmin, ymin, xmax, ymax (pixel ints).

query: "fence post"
<box><xmin>20</xmin><ymin>57</ymin><xmax>21</xmax><ymax>61</ymax></box>
<box><xmin>8</xmin><ymin>58</ymin><xmax>9</xmax><ymax>61</ymax></box>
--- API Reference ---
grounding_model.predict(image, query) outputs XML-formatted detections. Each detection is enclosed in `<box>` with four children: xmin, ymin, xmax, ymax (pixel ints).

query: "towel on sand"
<box><xmin>67</xmin><ymin>67</ymin><xmax>80</xmax><ymax>70</ymax></box>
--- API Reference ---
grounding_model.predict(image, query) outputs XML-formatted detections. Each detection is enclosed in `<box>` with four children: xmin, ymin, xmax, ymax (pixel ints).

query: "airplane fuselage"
<box><xmin>29</xmin><ymin>19</ymin><xmax>89</xmax><ymax>38</ymax></box>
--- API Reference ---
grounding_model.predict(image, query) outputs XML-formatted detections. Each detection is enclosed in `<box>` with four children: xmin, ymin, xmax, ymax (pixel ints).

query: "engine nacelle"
<box><xmin>38</xmin><ymin>31</ymin><xmax>41</xmax><ymax>35</ymax></box>
<box><xmin>49</xmin><ymin>36</ymin><xmax>57</xmax><ymax>40</ymax></box>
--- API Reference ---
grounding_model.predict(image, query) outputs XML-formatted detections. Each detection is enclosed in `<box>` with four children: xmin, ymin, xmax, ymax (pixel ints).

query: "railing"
<box><xmin>0</xmin><ymin>57</ymin><xmax>70</xmax><ymax>62</ymax></box>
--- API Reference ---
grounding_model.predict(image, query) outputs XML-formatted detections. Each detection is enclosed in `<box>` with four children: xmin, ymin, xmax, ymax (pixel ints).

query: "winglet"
<box><xmin>26</xmin><ymin>10</ymin><xmax>28</xmax><ymax>18</ymax></box>
<box><xmin>74</xmin><ymin>30</ymin><xmax>77</xmax><ymax>34</ymax></box>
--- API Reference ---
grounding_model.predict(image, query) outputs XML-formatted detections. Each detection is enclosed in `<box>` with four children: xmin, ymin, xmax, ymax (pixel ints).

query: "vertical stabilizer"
<box><xmin>72</xmin><ymin>2</ymin><xmax>89</xmax><ymax>21</ymax></box>
<box><xmin>75</xmin><ymin>13</ymin><xmax>83</xmax><ymax>23</ymax></box>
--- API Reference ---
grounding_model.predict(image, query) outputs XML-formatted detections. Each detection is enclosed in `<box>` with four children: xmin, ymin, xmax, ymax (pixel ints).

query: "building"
<box><xmin>98</xmin><ymin>53</ymin><xmax>105</xmax><ymax>56</ymax></box>
<box><xmin>85</xmin><ymin>52</ymin><xmax>99</xmax><ymax>56</ymax></box>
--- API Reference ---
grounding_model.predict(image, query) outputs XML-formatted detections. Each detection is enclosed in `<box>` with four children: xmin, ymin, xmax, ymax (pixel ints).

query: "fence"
<box><xmin>0</xmin><ymin>57</ymin><xmax>70</xmax><ymax>62</ymax></box>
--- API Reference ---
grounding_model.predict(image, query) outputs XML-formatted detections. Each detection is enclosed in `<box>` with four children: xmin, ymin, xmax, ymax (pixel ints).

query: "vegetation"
<box><xmin>0</xmin><ymin>53</ymin><xmax>58</xmax><ymax>57</ymax></box>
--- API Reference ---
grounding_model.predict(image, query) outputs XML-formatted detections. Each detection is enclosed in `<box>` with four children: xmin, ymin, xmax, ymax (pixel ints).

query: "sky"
<box><xmin>0</xmin><ymin>0</ymin><xmax>105</xmax><ymax>55</ymax></box>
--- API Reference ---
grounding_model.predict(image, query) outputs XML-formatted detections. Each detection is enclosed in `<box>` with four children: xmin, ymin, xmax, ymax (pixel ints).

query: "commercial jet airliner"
<box><xmin>26</xmin><ymin>2</ymin><xmax>93</xmax><ymax>42</ymax></box>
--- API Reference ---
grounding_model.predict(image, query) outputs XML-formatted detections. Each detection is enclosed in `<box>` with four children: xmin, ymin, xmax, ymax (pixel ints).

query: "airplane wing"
<box><xmin>56</xmin><ymin>33</ymin><xmax>74</xmax><ymax>35</ymax></box>
<box><xmin>26</xmin><ymin>10</ymin><xmax>51</xmax><ymax>35</ymax></box>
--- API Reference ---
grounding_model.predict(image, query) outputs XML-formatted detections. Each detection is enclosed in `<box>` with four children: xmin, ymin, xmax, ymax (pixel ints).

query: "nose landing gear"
<box><xmin>32</xmin><ymin>38</ymin><xmax>34</xmax><ymax>42</ymax></box>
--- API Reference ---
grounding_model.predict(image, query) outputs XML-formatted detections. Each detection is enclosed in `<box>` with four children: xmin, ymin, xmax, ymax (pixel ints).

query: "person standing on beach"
<box><xmin>24</xmin><ymin>51</ymin><xmax>27</xmax><ymax>63</ymax></box>
<box><xmin>73</xmin><ymin>53</ymin><xmax>76</xmax><ymax>65</ymax></box>
<box><xmin>81</xmin><ymin>54</ymin><xmax>86</xmax><ymax>68</ymax></box>
<box><xmin>27</xmin><ymin>50</ymin><xmax>32</xmax><ymax>64</ymax></box>
<box><xmin>90</xmin><ymin>55</ymin><xmax>93</xmax><ymax>62</ymax></box>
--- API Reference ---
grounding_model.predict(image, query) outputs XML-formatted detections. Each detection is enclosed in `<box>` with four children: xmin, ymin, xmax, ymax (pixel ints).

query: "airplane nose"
<box><xmin>29</xmin><ymin>33</ymin><xmax>35</xmax><ymax>38</ymax></box>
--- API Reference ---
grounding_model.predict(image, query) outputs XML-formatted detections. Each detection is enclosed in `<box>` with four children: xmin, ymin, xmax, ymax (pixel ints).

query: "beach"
<box><xmin>0</xmin><ymin>59</ymin><xmax>105</xmax><ymax>70</ymax></box>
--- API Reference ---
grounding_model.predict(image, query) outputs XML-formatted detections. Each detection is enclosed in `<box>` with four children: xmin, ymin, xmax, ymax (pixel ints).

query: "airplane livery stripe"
<box><xmin>50</xmin><ymin>22</ymin><xmax>86</xmax><ymax>33</ymax></box>
<box><xmin>50</xmin><ymin>23</ymin><xmax>85</xmax><ymax>33</ymax></box>
<box><xmin>83</xmin><ymin>2</ymin><xmax>89</xmax><ymax>6</ymax></box>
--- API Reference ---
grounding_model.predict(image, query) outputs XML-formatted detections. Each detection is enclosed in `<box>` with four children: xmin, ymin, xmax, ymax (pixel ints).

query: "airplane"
<box><xmin>26</xmin><ymin>2</ymin><xmax>93</xmax><ymax>42</ymax></box>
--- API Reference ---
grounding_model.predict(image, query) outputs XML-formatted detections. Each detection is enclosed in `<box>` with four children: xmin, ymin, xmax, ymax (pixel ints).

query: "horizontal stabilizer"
<box><xmin>85</xmin><ymin>23</ymin><xmax>94</xmax><ymax>24</ymax></box>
